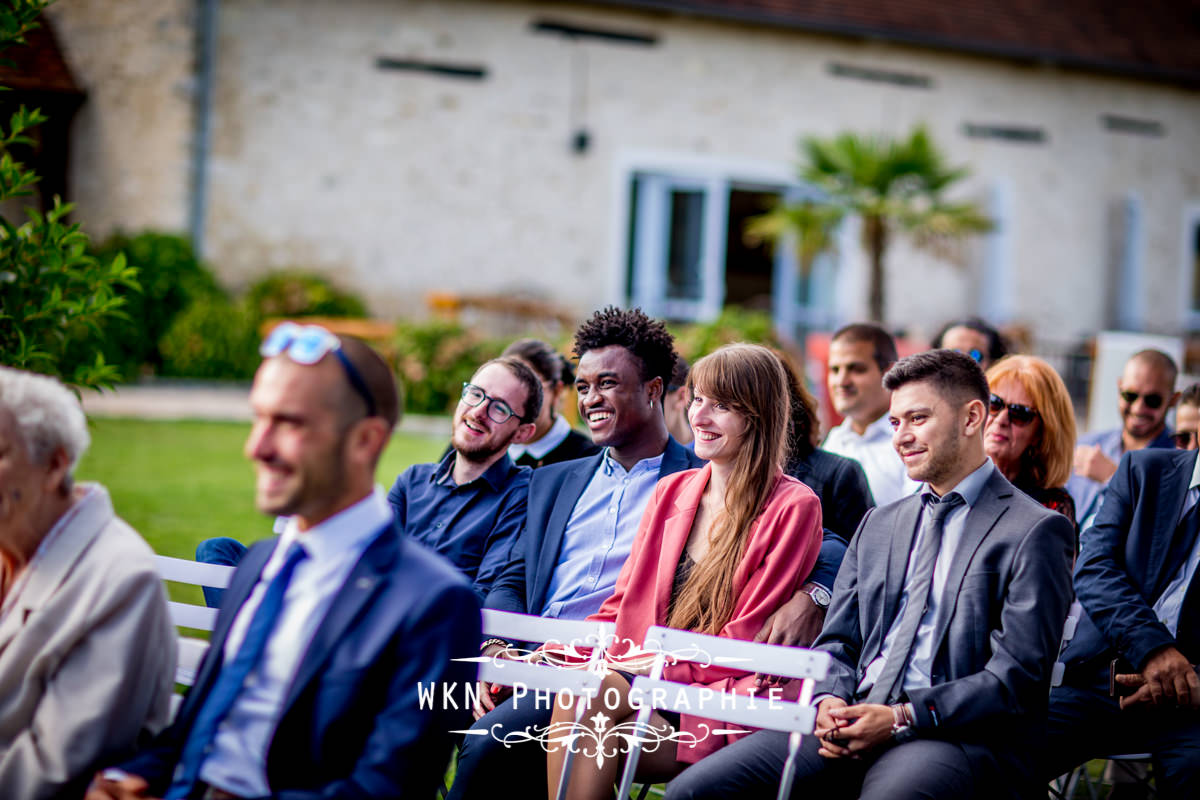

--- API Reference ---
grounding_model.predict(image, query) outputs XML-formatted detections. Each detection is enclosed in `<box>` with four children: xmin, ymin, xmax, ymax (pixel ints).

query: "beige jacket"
<box><xmin>0</xmin><ymin>484</ymin><xmax>176</xmax><ymax>799</ymax></box>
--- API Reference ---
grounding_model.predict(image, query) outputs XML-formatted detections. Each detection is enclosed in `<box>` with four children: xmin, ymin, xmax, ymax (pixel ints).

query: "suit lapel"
<box><xmin>929</xmin><ymin>471</ymin><xmax>1011</xmax><ymax>657</ymax></box>
<box><xmin>281</xmin><ymin>525</ymin><xmax>394</xmax><ymax>711</ymax></box>
<box><xmin>530</xmin><ymin>456</ymin><xmax>600</xmax><ymax>611</ymax></box>
<box><xmin>1148</xmin><ymin>451</ymin><xmax>1193</xmax><ymax>600</ymax></box>
<box><xmin>0</xmin><ymin>490</ymin><xmax>108</xmax><ymax>652</ymax></box>
<box><xmin>881</xmin><ymin>496</ymin><xmax>923</xmax><ymax>630</ymax></box>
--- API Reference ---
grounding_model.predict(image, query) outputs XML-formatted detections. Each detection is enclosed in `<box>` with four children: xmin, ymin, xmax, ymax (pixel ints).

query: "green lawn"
<box><xmin>76</xmin><ymin>418</ymin><xmax>446</xmax><ymax>559</ymax></box>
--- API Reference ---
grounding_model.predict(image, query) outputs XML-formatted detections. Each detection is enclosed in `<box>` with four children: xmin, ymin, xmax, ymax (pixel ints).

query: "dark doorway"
<box><xmin>724</xmin><ymin>189</ymin><xmax>778</xmax><ymax>311</ymax></box>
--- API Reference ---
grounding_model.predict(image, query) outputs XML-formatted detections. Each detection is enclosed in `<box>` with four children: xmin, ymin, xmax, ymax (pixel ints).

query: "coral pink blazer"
<box><xmin>588</xmin><ymin>463</ymin><xmax>823</xmax><ymax>763</ymax></box>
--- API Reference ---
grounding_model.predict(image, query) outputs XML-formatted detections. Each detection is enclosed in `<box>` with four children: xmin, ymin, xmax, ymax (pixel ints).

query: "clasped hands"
<box><xmin>813</xmin><ymin>697</ymin><xmax>895</xmax><ymax>759</ymax></box>
<box><xmin>1113</xmin><ymin>646</ymin><xmax>1200</xmax><ymax>711</ymax></box>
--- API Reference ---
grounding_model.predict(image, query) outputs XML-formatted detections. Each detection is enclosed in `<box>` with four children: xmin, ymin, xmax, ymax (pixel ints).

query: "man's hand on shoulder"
<box><xmin>1116</xmin><ymin>646</ymin><xmax>1200</xmax><ymax>710</ymax></box>
<box><xmin>85</xmin><ymin>771</ymin><xmax>153</xmax><ymax>800</ymax></box>
<box><xmin>752</xmin><ymin>584</ymin><xmax>826</xmax><ymax>688</ymax></box>
<box><xmin>1074</xmin><ymin>444</ymin><xmax>1117</xmax><ymax>484</ymax></box>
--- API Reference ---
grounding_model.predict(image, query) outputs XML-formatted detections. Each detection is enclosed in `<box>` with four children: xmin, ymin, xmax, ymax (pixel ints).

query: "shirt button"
<box><xmin>436</xmin><ymin>522</ymin><xmax>444</xmax><ymax>528</ymax></box>
<box><xmin>609</xmin><ymin>507</ymin><xmax>617</xmax><ymax>514</ymax></box>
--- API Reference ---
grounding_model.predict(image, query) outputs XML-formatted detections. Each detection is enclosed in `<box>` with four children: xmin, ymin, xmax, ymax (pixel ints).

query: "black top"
<box><xmin>513</xmin><ymin>428</ymin><xmax>601</xmax><ymax>469</ymax></box>
<box><xmin>1014</xmin><ymin>478</ymin><xmax>1079</xmax><ymax>552</ymax></box>
<box><xmin>438</xmin><ymin>426</ymin><xmax>601</xmax><ymax>470</ymax></box>
<box><xmin>786</xmin><ymin>447</ymin><xmax>876</xmax><ymax>543</ymax></box>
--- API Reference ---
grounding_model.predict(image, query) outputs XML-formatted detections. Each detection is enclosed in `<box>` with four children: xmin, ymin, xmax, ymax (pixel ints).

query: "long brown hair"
<box><xmin>666</xmin><ymin>344</ymin><xmax>790</xmax><ymax>635</ymax></box>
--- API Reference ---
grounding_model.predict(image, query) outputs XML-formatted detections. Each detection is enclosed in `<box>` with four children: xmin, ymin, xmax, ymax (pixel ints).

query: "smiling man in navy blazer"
<box><xmin>87</xmin><ymin>329</ymin><xmax>479</xmax><ymax>800</ymax></box>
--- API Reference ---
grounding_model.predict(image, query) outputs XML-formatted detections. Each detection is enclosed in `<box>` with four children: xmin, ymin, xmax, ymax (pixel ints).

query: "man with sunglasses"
<box><xmin>386</xmin><ymin>357</ymin><xmax>542</xmax><ymax>602</ymax></box>
<box><xmin>88</xmin><ymin>325</ymin><xmax>480</xmax><ymax>800</ymax></box>
<box><xmin>1068</xmin><ymin>349</ymin><xmax>1180</xmax><ymax>527</ymax></box>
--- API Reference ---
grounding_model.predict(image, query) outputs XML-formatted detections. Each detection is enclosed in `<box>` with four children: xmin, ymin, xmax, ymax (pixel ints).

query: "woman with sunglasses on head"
<box><xmin>544</xmin><ymin>344</ymin><xmax>823</xmax><ymax>799</ymax></box>
<box><xmin>984</xmin><ymin>356</ymin><xmax>1078</xmax><ymax>533</ymax></box>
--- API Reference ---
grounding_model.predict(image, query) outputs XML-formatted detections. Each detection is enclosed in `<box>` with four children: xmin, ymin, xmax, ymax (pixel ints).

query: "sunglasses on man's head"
<box><xmin>260</xmin><ymin>322</ymin><xmax>377</xmax><ymax>418</ymax></box>
<box><xmin>1174</xmin><ymin>431</ymin><xmax>1198</xmax><ymax>449</ymax></box>
<box><xmin>988</xmin><ymin>394</ymin><xmax>1039</xmax><ymax>426</ymax></box>
<box><xmin>1119</xmin><ymin>390</ymin><xmax>1165</xmax><ymax>409</ymax></box>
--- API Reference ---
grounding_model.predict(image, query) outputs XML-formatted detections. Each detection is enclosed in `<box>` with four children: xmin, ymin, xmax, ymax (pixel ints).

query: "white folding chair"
<box><xmin>153</xmin><ymin>554</ymin><xmax>236</xmax><ymax>716</ymax></box>
<box><xmin>463</xmin><ymin>610</ymin><xmax>616</xmax><ymax>800</ymax></box>
<box><xmin>616</xmin><ymin>626</ymin><xmax>830</xmax><ymax>800</ymax></box>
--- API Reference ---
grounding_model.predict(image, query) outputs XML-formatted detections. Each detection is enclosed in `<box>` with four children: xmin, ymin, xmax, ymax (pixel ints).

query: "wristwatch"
<box><xmin>804</xmin><ymin>584</ymin><xmax>832</xmax><ymax>609</ymax></box>
<box><xmin>891</xmin><ymin>703</ymin><xmax>917</xmax><ymax>743</ymax></box>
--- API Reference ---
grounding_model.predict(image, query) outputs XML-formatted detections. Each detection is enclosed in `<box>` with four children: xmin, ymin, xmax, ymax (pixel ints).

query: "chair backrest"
<box><xmin>153</xmin><ymin>555</ymin><xmax>237</xmax><ymax>715</ymax></box>
<box><xmin>1051</xmin><ymin>599</ymin><xmax>1084</xmax><ymax>689</ymax></box>
<box><xmin>476</xmin><ymin>610</ymin><xmax>615</xmax><ymax>694</ymax></box>
<box><xmin>634</xmin><ymin>626</ymin><xmax>830</xmax><ymax>731</ymax></box>
<box><xmin>475</xmin><ymin>610</ymin><xmax>616</xmax><ymax>800</ymax></box>
<box><xmin>616</xmin><ymin>626</ymin><xmax>831</xmax><ymax>800</ymax></box>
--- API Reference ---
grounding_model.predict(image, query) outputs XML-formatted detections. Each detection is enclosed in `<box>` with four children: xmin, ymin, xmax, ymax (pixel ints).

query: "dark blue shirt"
<box><xmin>388</xmin><ymin>452</ymin><xmax>531</xmax><ymax>602</ymax></box>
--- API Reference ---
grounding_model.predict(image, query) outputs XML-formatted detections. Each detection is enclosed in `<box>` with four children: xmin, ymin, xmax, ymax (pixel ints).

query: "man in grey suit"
<box><xmin>666</xmin><ymin>349</ymin><xmax>1076</xmax><ymax>800</ymax></box>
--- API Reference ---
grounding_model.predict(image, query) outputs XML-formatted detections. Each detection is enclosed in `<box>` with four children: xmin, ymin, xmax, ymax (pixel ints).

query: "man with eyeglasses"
<box><xmin>1068</xmin><ymin>349</ymin><xmax>1180</xmax><ymax>527</ymax></box>
<box><xmin>87</xmin><ymin>325</ymin><xmax>480</xmax><ymax>800</ymax></box>
<box><xmin>386</xmin><ymin>357</ymin><xmax>542</xmax><ymax>602</ymax></box>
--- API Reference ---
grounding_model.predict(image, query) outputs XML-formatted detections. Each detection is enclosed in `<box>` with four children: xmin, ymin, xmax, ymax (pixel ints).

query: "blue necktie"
<box><xmin>167</xmin><ymin>542</ymin><xmax>308</xmax><ymax>799</ymax></box>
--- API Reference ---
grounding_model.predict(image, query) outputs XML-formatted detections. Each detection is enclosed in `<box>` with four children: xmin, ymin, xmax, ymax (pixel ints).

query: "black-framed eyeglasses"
<box><xmin>988</xmin><ymin>393</ymin><xmax>1039</xmax><ymax>426</ymax></box>
<box><xmin>1175</xmin><ymin>430</ymin><xmax>1198</xmax><ymax>449</ymax></box>
<box><xmin>1119</xmin><ymin>390</ymin><xmax>1165</xmax><ymax>409</ymax></box>
<box><xmin>261</xmin><ymin>322</ymin><xmax>377</xmax><ymax>417</ymax></box>
<box><xmin>461</xmin><ymin>383</ymin><xmax>521</xmax><ymax>424</ymax></box>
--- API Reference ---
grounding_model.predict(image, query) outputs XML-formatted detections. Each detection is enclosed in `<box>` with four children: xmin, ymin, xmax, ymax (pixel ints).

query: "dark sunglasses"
<box><xmin>1119</xmin><ymin>390</ymin><xmax>1165</xmax><ymax>409</ymax></box>
<box><xmin>1174</xmin><ymin>430</ymin><xmax>1197</xmax><ymax>449</ymax></box>
<box><xmin>988</xmin><ymin>394</ymin><xmax>1039</xmax><ymax>426</ymax></box>
<box><xmin>261</xmin><ymin>322</ymin><xmax>377</xmax><ymax>418</ymax></box>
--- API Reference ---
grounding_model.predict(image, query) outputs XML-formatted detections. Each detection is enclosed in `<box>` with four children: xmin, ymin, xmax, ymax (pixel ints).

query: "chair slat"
<box><xmin>631</xmin><ymin>677</ymin><xmax>816</xmax><ymax>732</ymax></box>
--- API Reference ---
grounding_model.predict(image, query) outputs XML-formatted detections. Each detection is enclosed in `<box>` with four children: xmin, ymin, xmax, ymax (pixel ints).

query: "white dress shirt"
<box><xmin>198</xmin><ymin>489</ymin><xmax>393</xmax><ymax>796</ymax></box>
<box><xmin>508</xmin><ymin>414</ymin><xmax>572</xmax><ymax>462</ymax></box>
<box><xmin>858</xmin><ymin>459</ymin><xmax>995</xmax><ymax>696</ymax></box>
<box><xmin>1153</xmin><ymin>451</ymin><xmax>1200</xmax><ymax>636</ymax></box>
<box><xmin>823</xmin><ymin>414</ymin><xmax>921</xmax><ymax>506</ymax></box>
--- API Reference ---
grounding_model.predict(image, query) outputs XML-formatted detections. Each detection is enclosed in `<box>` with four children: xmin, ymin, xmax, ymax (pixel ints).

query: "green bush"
<box><xmin>393</xmin><ymin>319</ymin><xmax>505</xmax><ymax>414</ymax></box>
<box><xmin>671</xmin><ymin>307</ymin><xmax>780</xmax><ymax>361</ymax></box>
<box><xmin>245</xmin><ymin>271</ymin><xmax>367</xmax><ymax>321</ymax></box>
<box><xmin>88</xmin><ymin>231</ymin><xmax>223</xmax><ymax>380</ymax></box>
<box><xmin>0</xmin><ymin>2</ymin><xmax>137</xmax><ymax>391</ymax></box>
<box><xmin>159</xmin><ymin>298</ymin><xmax>260</xmax><ymax>381</ymax></box>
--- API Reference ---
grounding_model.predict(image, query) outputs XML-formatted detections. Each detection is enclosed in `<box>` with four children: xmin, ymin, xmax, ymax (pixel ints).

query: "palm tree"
<box><xmin>747</xmin><ymin>126</ymin><xmax>993</xmax><ymax>323</ymax></box>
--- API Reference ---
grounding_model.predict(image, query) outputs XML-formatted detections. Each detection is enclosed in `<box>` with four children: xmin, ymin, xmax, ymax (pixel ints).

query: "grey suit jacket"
<box><xmin>814</xmin><ymin>465</ymin><xmax>1074</xmax><ymax>750</ymax></box>
<box><xmin>0</xmin><ymin>484</ymin><xmax>176</xmax><ymax>799</ymax></box>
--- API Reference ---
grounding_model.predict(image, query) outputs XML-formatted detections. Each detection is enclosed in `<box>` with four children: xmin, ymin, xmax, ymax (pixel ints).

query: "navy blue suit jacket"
<box><xmin>484</xmin><ymin>438</ymin><xmax>703</xmax><ymax>615</ymax></box>
<box><xmin>1065</xmin><ymin>448</ymin><xmax>1200</xmax><ymax>676</ymax></box>
<box><xmin>120</xmin><ymin>525</ymin><xmax>481</xmax><ymax>799</ymax></box>
<box><xmin>484</xmin><ymin>437</ymin><xmax>848</xmax><ymax>615</ymax></box>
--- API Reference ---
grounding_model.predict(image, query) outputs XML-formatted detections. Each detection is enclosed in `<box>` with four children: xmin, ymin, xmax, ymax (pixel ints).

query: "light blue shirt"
<box><xmin>199</xmin><ymin>489</ymin><xmax>392</xmax><ymax>796</ymax></box>
<box><xmin>541</xmin><ymin>449</ymin><xmax>664</xmax><ymax>619</ymax></box>
<box><xmin>1153</xmin><ymin>451</ymin><xmax>1200</xmax><ymax>635</ymax></box>
<box><xmin>858</xmin><ymin>459</ymin><xmax>995</xmax><ymax>696</ymax></box>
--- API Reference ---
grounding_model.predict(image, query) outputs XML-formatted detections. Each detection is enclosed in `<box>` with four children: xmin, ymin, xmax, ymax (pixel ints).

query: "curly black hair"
<box><xmin>572</xmin><ymin>306</ymin><xmax>677</xmax><ymax>386</ymax></box>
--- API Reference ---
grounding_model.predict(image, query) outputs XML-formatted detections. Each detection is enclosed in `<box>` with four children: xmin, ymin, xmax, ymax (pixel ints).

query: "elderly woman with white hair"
<box><xmin>0</xmin><ymin>367</ymin><xmax>176</xmax><ymax>799</ymax></box>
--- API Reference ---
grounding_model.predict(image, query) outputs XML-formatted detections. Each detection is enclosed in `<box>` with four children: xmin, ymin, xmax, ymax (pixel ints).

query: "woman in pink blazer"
<box><xmin>546</xmin><ymin>343</ymin><xmax>824</xmax><ymax>799</ymax></box>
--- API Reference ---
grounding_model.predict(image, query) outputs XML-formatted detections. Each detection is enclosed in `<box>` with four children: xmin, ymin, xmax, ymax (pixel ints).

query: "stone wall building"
<box><xmin>41</xmin><ymin>0</ymin><xmax>1200</xmax><ymax>346</ymax></box>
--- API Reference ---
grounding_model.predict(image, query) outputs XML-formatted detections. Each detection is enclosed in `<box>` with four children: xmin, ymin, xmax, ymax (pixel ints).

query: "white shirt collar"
<box><xmin>277</xmin><ymin>487</ymin><xmax>392</xmax><ymax>564</ymax></box>
<box><xmin>509</xmin><ymin>414</ymin><xmax>573</xmax><ymax>461</ymax></box>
